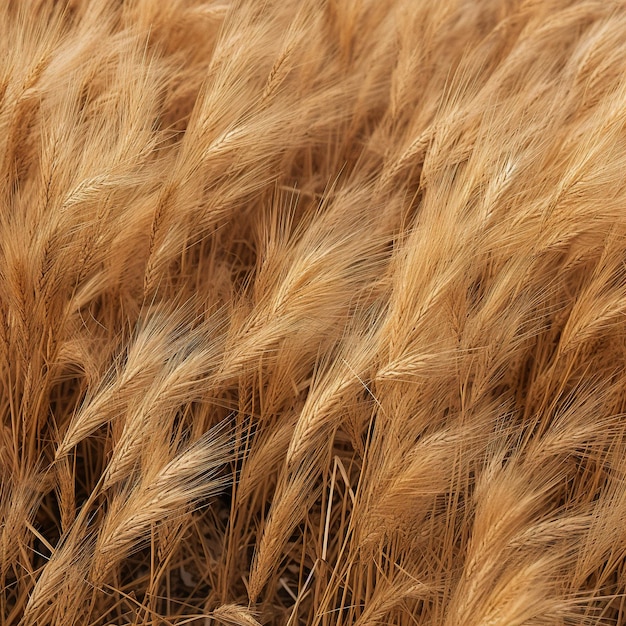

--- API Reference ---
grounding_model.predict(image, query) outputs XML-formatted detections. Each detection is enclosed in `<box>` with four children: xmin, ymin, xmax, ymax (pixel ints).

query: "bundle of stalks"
<box><xmin>2</xmin><ymin>0</ymin><xmax>626</xmax><ymax>624</ymax></box>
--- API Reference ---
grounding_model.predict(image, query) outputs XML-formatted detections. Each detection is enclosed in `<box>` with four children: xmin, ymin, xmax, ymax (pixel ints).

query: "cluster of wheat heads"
<box><xmin>2</xmin><ymin>0</ymin><xmax>626</xmax><ymax>624</ymax></box>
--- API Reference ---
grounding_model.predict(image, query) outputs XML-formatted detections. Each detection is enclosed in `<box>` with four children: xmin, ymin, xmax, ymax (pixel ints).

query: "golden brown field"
<box><xmin>2</xmin><ymin>0</ymin><xmax>626</xmax><ymax>624</ymax></box>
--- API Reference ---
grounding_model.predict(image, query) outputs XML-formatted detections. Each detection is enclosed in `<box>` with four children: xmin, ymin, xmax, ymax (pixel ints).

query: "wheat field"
<box><xmin>2</xmin><ymin>0</ymin><xmax>626</xmax><ymax>624</ymax></box>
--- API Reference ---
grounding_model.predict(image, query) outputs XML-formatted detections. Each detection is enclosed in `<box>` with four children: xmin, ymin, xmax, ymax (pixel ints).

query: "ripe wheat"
<box><xmin>2</xmin><ymin>0</ymin><xmax>626</xmax><ymax>624</ymax></box>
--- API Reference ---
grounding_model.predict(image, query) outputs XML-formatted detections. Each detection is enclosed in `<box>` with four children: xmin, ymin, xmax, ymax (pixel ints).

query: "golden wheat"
<box><xmin>2</xmin><ymin>0</ymin><xmax>626</xmax><ymax>624</ymax></box>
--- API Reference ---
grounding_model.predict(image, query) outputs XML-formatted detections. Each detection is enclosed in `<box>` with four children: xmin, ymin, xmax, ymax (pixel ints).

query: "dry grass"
<box><xmin>2</xmin><ymin>0</ymin><xmax>626</xmax><ymax>624</ymax></box>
